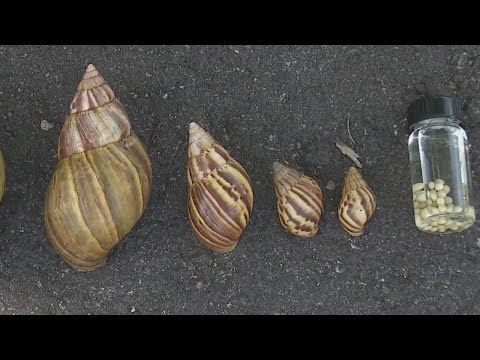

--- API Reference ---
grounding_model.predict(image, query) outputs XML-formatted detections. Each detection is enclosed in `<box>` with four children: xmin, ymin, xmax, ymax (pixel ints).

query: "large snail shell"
<box><xmin>338</xmin><ymin>166</ymin><xmax>376</xmax><ymax>236</ymax></box>
<box><xmin>44</xmin><ymin>64</ymin><xmax>152</xmax><ymax>271</ymax></box>
<box><xmin>187</xmin><ymin>123</ymin><xmax>254</xmax><ymax>253</ymax></box>
<box><xmin>0</xmin><ymin>149</ymin><xmax>5</xmax><ymax>203</ymax></box>
<box><xmin>272</xmin><ymin>162</ymin><xmax>324</xmax><ymax>237</ymax></box>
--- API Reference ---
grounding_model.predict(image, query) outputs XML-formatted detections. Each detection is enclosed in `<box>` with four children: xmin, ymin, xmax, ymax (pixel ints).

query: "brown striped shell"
<box><xmin>273</xmin><ymin>162</ymin><xmax>324</xmax><ymax>237</ymax></box>
<box><xmin>187</xmin><ymin>123</ymin><xmax>254</xmax><ymax>253</ymax></box>
<box><xmin>338</xmin><ymin>166</ymin><xmax>376</xmax><ymax>236</ymax></box>
<box><xmin>0</xmin><ymin>149</ymin><xmax>5</xmax><ymax>203</ymax></box>
<box><xmin>44</xmin><ymin>64</ymin><xmax>152</xmax><ymax>271</ymax></box>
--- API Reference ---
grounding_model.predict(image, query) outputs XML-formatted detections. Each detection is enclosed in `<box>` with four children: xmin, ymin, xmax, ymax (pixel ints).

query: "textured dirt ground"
<box><xmin>0</xmin><ymin>45</ymin><xmax>479</xmax><ymax>314</ymax></box>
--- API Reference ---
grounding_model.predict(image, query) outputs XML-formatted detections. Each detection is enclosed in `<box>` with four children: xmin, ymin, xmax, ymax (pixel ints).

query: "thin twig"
<box><xmin>346</xmin><ymin>113</ymin><xmax>356</xmax><ymax>145</ymax></box>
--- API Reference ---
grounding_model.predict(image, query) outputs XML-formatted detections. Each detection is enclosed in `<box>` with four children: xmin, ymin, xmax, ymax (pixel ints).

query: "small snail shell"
<box><xmin>338</xmin><ymin>166</ymin><xmax>376</xmax><ymax>236</ymax></box>
<box><xmin>0</xmin><ymin>149</ymin><xmax>5</xmax><ymax>203</ymax></box>
<box><xmin>44</xmin><ymin>64</ymin><xmax>152</xmax><ymax>271</ymax></box>
<box><xmin>272</xmin><ymin>162</ymin><xmax>324</xmax><ymax>237</ymax></box>
<box><xmin>187</xmin><ymin>122</ymin><xmax>254</xmax><ymax>253</ymax></box>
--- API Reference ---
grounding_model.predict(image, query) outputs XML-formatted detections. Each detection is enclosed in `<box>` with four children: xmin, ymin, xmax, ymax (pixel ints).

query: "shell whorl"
<box><xmin>273</xmin><ymin>162</ymin><xmax>324</xmax><ymax>238</ymax></box>
<box><xmin>338</xmin><ymin>166</ymin><xmax>376</xmax><ymax>236</ymax></box>
<box><xmin>187</xmin><ymin>122</ymin><xmax>254</xmax><ymax>253</ymax></box>
<box><xmin>58</xmin><ymin>64</ymin><xmax>131</xmax><ymax>160</ymax></box>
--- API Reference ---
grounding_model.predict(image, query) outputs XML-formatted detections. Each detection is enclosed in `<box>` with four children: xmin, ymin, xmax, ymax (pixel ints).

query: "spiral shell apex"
<box><xmin>338</xmin><ymin>166</ymin><xmax>376</xmax><ymax>236</ymax></box>
<box><xmin>0</xmin><ymin>149</ymin><xmax>5</xmax><ymax>203</ymax></box>
<box><xmin>44</xmin><ymin>64</ymin><xmax>152</xmax><ymax>271</ymax></box>
<box><xmin>187</xmin><ymin>122</ymin><xmax>254</xmax><ymax>253</ymax></box>
<box><xmin>273</xmin><ymin>162</ymin><xmax>324</xmax><ymax>237</ymax></box>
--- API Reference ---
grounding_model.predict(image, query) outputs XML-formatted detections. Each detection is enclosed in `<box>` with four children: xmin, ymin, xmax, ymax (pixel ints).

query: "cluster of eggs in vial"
<box><xmin>412</xmin><ymin>178</ymin><xmax>475</xmax><ymax>233</ymax></box>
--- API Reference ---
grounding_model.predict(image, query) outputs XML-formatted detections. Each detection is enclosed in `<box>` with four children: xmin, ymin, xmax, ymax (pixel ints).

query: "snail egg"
<box><xmin>435</xmin><ymin>179</ymin><xmax>445</xmax><ymax>186</ymax></box>
<box><xmin>438</xmin><ymin>204</ymin><xmax>447</xmax><ymax>213</ymax></box>
<box><xmin>467</xmin><ymin>206</ymin><xmax>475</xmax><ymax>219</ymax></box>
<box><xmin>430</xmin><ymin>221</ymin><xmax>438</xmax><ymax>227</ymax></box>
<box><xmin>430</xmin><ymin>190</ymin><xmax>438</xmax><ymax>201</ymax></box>
<box><xmin>430</xmin><ymin>227</ymin><xmax>439</xmax><ymax>232</ymax></box>
<box><xmin>450</xmin><ymin>224</ymin><xmax>459</xmax><ymax>231</ymax></box>
<box><xmin>420</xmin><ymin>208</ymin><xmax>431</xmax><ymax>220</ymax></box>
<box><xmin>437</xmin><ymin>190</ymin><xmax>447</xmax><ymax>198</ymax></box>
<box><xmin>436</xmin><ymin>197</ymin><xmax>445</xmax><ymax>206</ymax></box>
<box><xmin>444</xmin><ymin>196</ymin><xmax>453</xmax><ymax>205</ymax></box>
<box><xmin>443</xmin><ymin>185</ymin><xmax>450</xmax><ymax>194</ymax></box>
<box><xmin>415</xmin><ymin>193</ymin><xmax>427</xmax><ymax>203</ymax></box>
<box><xmin>434</xmin><ymin>183</ymin><xmax>444</xmax><ymax>191</ymax></box>
<box><xmin>427</xmin><ymin>199</ymin><xmax>433</xmax><ymax>206</ymax></box>
<box><xmin>424</xmin><ymin>225</ymin><xmax>432</xmax><ymax>231</ymax></box>
<box><xmin>454</xmin><ymin>206</ymin><xmax>462</xmax><ymax>213</ymax></box>
<box><xmin>428</xmin><ymin>181</ymin><xmax>435</xmax><ymax>190</ymax></box>
<box><xmin>431</xmin><ymin>207</ymin><xmax>440</xmax><ymax>215</ymax></box>
<box><xmin>446</xmin><ymin>205</ymin><xmax>454</xmax><ymax>213</ymax></box>
<box><xmin>414</xmin><ymin>208</ymin><xmax>420</xmax><ymax>214</ymax></box>
<box><xmin>412</xmin><ymin>183</ymin><xmax>425</xmax><ymax>192</ymax></box>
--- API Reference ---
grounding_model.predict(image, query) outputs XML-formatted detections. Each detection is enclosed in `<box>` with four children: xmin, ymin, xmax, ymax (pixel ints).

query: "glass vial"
<box><xmin>407</xmin><ymin>95</ymin><xmax>475</xmax><ymax>234</ymax></box>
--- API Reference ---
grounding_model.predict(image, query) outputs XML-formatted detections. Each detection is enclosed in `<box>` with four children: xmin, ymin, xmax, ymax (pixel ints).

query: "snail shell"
<box><xmin>44</xmin><ymin>64</ymin><xmax>152</xmax><ymax>271</ymax></box>
<box><xmin>338</xmin><ymin>166</ymin><xmax>376</xmax><ymax>236</ymax></box>
<box><xmin>187</xmin><ymin>123</ymin><xmax>254</xmax><ymax>253</ymax></box>
<box><xmin>0</xmin><ymin>149</ymin><xmax>5</xmax><ymax>203</ymax></box>
<box><xmin>272</xmin><ymin>162</ymin><xmax>324</xmax><ymax>237</ymax></box>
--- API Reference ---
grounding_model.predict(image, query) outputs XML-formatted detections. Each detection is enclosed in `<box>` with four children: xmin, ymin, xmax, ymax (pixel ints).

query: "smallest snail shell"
<box><xmin>273</xmin><ymin>162</ymin><xmax>324</xmax><ymax>237</ymax></box>
<box><xmin>338</xmin><ymin>166</ymin><xmax>376</xmax><ymax>236</ymax></box>
<box><xmin>0</xmin><ymin>149</ymin><xmax>5</xmax><ymax>203</ymax></box>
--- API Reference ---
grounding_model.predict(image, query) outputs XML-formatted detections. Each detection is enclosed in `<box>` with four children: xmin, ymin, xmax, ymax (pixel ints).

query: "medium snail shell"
<box><xmin>187</xmin><ymin>123</ymin><xmax>254</xmax><ymax>253</ymax></box>
<box><xmin>44</xmin><ymin>64</ymin><xmax>152</xmax><ymax>271</ymax></box>
<box><xmin>338</xmin><ymin>166</ymin><xmax>376</xmax><ymax>236</ymax></box>
<box><xmin>272</xmin><ymin>162</ymin><xmax>324</xmax><ymax>237</ymax></box>
<box><xmin>0</xmin><ymin>149</ymin><xmax>5</xmax><ymax>203</ymax></box>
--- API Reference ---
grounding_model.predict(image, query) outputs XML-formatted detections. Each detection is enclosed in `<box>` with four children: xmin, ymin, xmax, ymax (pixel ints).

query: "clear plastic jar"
<box><xmin>407</xmin><ymin>95</ymin><xmax>476</xmax><ymax>234</ymax></box>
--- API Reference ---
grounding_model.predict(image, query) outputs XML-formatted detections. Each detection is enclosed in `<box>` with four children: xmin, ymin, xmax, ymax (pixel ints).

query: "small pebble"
<box><xmin>41</xmin><ymin>120</ymin><xmax>54</xmax><ymax>131</ymax></box>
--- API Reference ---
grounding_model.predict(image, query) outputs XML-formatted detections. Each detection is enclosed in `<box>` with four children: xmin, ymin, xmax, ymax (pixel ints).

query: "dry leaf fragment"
<box><xmin>335</xmin><ymin>139</ymin><xmax>363</xmax><ymax>168</ymax></box>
